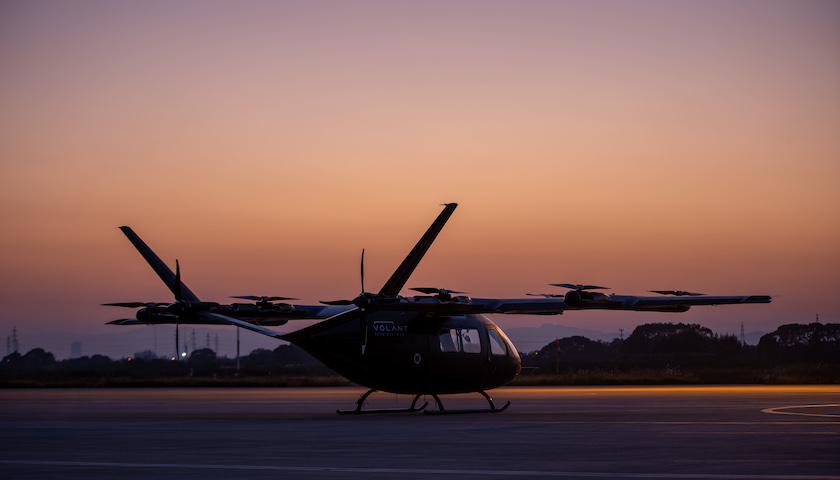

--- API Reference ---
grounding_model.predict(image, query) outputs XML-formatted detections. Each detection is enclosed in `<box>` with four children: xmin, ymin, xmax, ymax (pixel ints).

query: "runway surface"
<box><xmin>1</xmin><ymin>385</ymin><xmax>838</xmax><ymax>479</ymax></box>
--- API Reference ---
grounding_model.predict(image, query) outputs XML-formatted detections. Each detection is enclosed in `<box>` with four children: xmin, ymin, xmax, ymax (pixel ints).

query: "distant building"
<box><xmin>71</xmin><ymin>341</ymin><xmax>82</xmax><ymax>359</ymax></box>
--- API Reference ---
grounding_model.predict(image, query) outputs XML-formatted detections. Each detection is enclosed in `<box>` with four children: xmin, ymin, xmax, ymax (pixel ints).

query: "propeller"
<box><xmin>552</xmin><ymin>283</ymin><xmax>610</xmax><ymax>308</ymax></box>
<box><xmin>174</xmin><ymin>259</ymin><xmax>181</xmax><ymax>359</ymax></box>
<box><xmin>319</xmin><ymin>250</ymin><xmax>377</xmax><ymax>307</ymax></box>
<box><xmin>525</xmin><ymin>293</ymin><xmax>564</xmax><ymax>298</ymax></box>
<box><xmin>551</xmin><ymin>284</ymin><xmax>610</xmax><ymax>291</ymax></box>
<box><xmin>410</xmin><ymin>287</ymin><xmax>465</xmax><ymax>295</ymax></box>
<box><xmin>230</xmin><ymin>296</ymin><xmax>298</xmax><ymax>310</ymax></box>
<box><xmin>358</xmin><ymin>249</ymin><xmax>369</xmax><ymax>355</ymax></box>
<box><xmin>650</xmin><ymin>290</ymin><xmax>705</xmax><ymax>296</ymax></box>
<box><xmin>231</xmin><ymin>296</ymin><xmax>297</xmax><ymax>302</ymax></box>
<box><xmin>320</xmin><ymin>250</ymin><xmax>375</xmax><ymax>354</ymax></box>
<box><xmin>410</xmin><ymin>287</ymin><xmax>466</xmax><ymax>302</ymax></box>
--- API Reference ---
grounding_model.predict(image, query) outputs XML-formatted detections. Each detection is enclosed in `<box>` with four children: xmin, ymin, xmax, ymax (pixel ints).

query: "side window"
<box><xmin>487</xmin><ymin>327</ymin><xmax>507</xmax><ymax>356</ymax></box>
<box><xmin>439</xmin><ymin>330</ymin><xmax>459</xmax><ymax>353</ymax></box>
<box><xmin>439</xmin><ymin>328</ymin><xmax>481</xmax><ymax>354</ymax></box>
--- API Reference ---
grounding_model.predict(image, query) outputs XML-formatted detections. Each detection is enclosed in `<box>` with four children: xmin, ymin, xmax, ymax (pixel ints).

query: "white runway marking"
<box><xmin>2</xmin><ymin>459</ymin><xmax>839</xmax><ymax>479</ymax></box>
<box><xmin>762</xmin><ymin>404</ymin><xmax>840</xmax><ymax>418</ymax></box>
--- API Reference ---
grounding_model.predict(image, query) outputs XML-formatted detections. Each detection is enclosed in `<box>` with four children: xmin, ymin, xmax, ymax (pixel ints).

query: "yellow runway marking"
<box><xmin>762</xmin><ymin>404</ymin><xmax>840</xmax><ymax>418</ymax></box>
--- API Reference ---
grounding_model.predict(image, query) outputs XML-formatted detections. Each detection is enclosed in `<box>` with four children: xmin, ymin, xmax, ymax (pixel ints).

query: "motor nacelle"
<box><xmin>563</xmin><ymin>290</ymin><xmax>609</xmax><ymax>308</ymax></box>
<box><xmin>231</xmin><ymin>302</ymin><xmax>294</xmax><ymax>313</ymax></box>
<box><xmin>564</xmin><ymin>291</ymin><xmax>692</xmax><ymax>312</ymax></box>
<box><xmin>135</xmin><ymin>307</ymin><xmax>177</xmax><ymax>324</ymax></box>
<box><xmin>168</xmin><ymin>300</ymin><xmax>220</xmax><ymax>313</ymax></box>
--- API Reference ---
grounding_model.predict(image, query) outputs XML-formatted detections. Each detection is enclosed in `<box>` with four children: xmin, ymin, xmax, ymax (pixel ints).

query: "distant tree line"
<box><xmin>521</xmin><ymin>322</ymin><xmax>839</xmax><ymax>374</ymax></box>
<box><xmin>755</xmin><ymin>322</ymin><xmax>840</xmax><ymax>363</ymax></box>
<box><xmin>2</xmin><ymin>322</ymin><xmax>837</xmax><ymax>386</ymax></box>
<box><xmin>1</xmin><ymin>343</ymin><xmax>334</xmax><ymax>385</ymax></box>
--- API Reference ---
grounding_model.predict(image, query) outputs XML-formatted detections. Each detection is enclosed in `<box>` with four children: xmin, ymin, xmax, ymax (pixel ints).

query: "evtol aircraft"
<box><xmin>105</xmin><ymin>204</ymin><xmax>771</xmax><ymax>413</ymax></box>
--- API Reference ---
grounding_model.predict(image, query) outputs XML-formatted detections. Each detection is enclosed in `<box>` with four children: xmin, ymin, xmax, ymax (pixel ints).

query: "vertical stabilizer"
<box><xmin>118</xmin><ymin>227</ymin><xmax>201</xmax><ymax>303</ymax></box>
<box><xmin>378</xmin><ymin>202</ymin><xmax>457</xmax><ymax>297</ymax></box>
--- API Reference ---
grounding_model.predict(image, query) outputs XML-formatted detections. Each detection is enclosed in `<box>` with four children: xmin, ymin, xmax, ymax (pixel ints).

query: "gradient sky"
<box><xmin>1</xmin><ymin>0</ymin><xmax>838</xmax><ymax>358</ymax></box>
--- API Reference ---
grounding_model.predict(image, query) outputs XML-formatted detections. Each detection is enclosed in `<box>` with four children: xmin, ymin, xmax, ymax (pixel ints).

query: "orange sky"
<box><xmin>1</xmin><ymin>1</ymin><xmax>838</xmax><ymax>358</ymax></box>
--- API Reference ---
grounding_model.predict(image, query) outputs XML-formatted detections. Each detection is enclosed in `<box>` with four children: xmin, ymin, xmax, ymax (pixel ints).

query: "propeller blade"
<box><xmin>106</xmin><ymin>318</ymin><xmax>145</xmax><ymax>325</ymax></box>
<box><xmin>319</xmin><ymin>300</ymin><xmax>355</xmax><ymax>306</ymax></box>
<box><xmin>360</xmin><ymin>307</ymin><xmax>368</xmax><ymax>355</ymax></box>
<box><xmin>174</xmin><ymin>259</ymin><xmax>182</xmax><ymax>302</ymax></box>
<box><xmin>551</xmin><ymin>284</ymin><xmax>609</xmax><ymax>291</ymax></box>
<box><xmin>230</xmin><ymin>296</ymin><xmax>298</xmax><ymax>302</ymax></box>
<box><xmin>357</xmin><ymin>248</ymin><xmax>369</xmax><ymax>355</ymax></box>
<box><xmin>410</xmin><ymin>287</ymin><xmax>465</xmax><ymax>295</ymax></box>
<box><xmin>410</xmin><ymin>287</ymin><xmax>439</xmax><ymax>294</ymax></box>
<box><xmin>650</xmin><ymin>290</ymin><xmax>705</xmax><ymax>296</ymax></box>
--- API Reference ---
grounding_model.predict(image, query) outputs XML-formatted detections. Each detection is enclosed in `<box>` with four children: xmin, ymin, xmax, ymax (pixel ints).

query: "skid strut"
<box><xmin>337</xmin><ymin>389</ymin><xmax>511</xmax><ymax>414</ymax></box>
<box><xmin>337</xmin><ymin>389</ymin><xmax>428</xmax><ymax>414</ymax></box>
<box><xmin>424</xmin><ymin>390</ymin><xmax>511</xmax><ymax>415</ymax></box>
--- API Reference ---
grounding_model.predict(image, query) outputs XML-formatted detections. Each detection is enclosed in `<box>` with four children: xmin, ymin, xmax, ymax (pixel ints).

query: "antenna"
<box><xmin>740</xmin><ymin>322</ymin><xmax>745</xmax><ymax>346</ymax></box>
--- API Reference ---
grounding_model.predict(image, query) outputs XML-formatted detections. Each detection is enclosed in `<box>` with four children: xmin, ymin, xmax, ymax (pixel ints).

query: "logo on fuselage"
<box><xmin>372</xmin><ymin>320</ymin><xmax>408</xmax><ymax>337</ymax></box>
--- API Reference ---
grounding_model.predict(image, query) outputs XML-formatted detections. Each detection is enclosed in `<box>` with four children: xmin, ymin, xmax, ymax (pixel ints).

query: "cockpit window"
<box><xmin>439</xmin><ymin>328</ymin><xmax>481</xmax><ymax>354</ymax></box>
<box><xmin>487</xmin><ymin>327</ymin><xmax>508</xmax><ymax>356</ymax></box>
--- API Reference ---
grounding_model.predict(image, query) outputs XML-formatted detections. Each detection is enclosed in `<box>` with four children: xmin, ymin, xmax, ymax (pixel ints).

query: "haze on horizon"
<box><xmin>1</xmin><ymin>1</ymin><xmax>838</xmax><ymax>359</ymax></box>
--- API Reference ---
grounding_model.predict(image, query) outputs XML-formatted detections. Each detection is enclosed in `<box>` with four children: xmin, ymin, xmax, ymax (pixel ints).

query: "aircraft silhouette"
<box><xmin>105</xmin><ymin>203</ymin><xmax>771</xmax><ymax>413</ymax></box>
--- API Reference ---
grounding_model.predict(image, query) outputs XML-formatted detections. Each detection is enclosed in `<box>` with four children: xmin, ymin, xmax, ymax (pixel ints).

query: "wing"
<box><xmin>565</xmin><ymin>293</ymin><xmax>771</xmax><ymax>312</ymax></box>
<box><xmin>482</xmin><ymin>298</ymin><xmax>569</xmax><ymax>315</ymax></box>
<box><xmin>630</xmin><ymin>295</ymin><xmax>772</xmax><ymax>307</ymax></box>
<box><xmin>352</xmin><ymin>297</ymin><xmax>569</xmax><ymax>315</ymax></box>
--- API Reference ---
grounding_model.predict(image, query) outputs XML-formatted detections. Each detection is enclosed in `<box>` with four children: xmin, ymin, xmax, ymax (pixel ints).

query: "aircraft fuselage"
<box><xmin>284</xmin><ymin>312</ymin><xmax>521</xmax><ymax>395</ymax></box>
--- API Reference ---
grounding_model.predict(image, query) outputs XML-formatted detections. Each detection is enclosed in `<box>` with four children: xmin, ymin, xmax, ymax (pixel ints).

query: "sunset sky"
<box><xmin>1</xmin><ymin>1</ymin><xmax>838</xmax><ymax>358</ymax></box>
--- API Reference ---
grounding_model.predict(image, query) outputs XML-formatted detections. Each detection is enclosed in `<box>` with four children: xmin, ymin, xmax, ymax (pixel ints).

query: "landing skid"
<box><xmin>337</xmin><ymin>389</ymin><xmax>510</xmax><ymax>415</ymax></box>
<box><xmin>424</xmin><ymin>390</ymin><xmax>511</xmax><ymax>415</ymax></box>
<box><xmin>337</xmin><ymin>389</ymin><xmax>428</xmax><ymax>414</ymax></box>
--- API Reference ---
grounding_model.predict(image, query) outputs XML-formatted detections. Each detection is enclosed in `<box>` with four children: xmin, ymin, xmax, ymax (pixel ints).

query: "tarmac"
<box><xmin>1</xmin><ymin>385</ymin><xmax>838</xmax><ymax>479</ymax></box>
